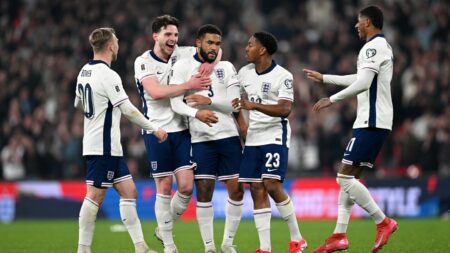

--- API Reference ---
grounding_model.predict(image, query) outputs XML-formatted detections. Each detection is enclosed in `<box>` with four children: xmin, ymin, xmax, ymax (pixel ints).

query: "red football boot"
<box><xmin>372</xmin><ymin>217</ymin><xmax>398</xmax><ymax>253</ymax></box>
<box><xmin>313</xmin><ymin>233</ymin><xmax>349</xmax><ymax>253</ymax></box>
<box><xmin>289</xmin><ymin>238</ymin><xmax>308</xmax><ymax>253</ymax></box>
<box><xmin>254</xmin><ymin>250</ymin><xmax>272</xmax><ymax>253</ymax></box>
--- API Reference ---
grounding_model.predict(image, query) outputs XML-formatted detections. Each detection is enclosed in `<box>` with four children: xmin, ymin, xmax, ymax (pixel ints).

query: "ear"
<box><xmin>152</xmin><ymin>32</ymin><xmax>158</xmax><ymax>42</ymax></box>
<box><xmin>259</xmin><ymin>46</ymin><xmax>267</xmax><ymax>56</ymax></box>
<box><xmin>195</xmin><ymin>38</ymin><xmax>201</xmax><ymax>48</ymax></box>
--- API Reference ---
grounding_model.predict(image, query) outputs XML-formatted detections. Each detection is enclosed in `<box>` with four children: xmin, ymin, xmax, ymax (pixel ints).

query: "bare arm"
<box><xmin>170</xmin><ymin>94</ymin><xmax>218</xmax><ymax>127</ymax></box>
<box><xmin>234</xmin><ymin>98</ymin><xmax>292</xmax><ymax>118</ymax></box>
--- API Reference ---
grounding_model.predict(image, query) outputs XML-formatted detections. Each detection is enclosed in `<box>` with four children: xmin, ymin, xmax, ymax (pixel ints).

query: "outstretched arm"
<box><xmin>118</xmin><ymin>100</ymin><xmax>167</xmax><ymax>142</ymax></box>
<box><xmin>141</xmin><ymin>74</ymin><xmax>210</xmax><ymax>100</ymax></box>
<box><xmin>170</xmin><ymin>95</ymin><xmax>218</xmax><ymax>127</ymax></box>
<box><xmin>303</xmin><ymin>69</ymin><xmax>356</xmax><ymax>86</ymax></box>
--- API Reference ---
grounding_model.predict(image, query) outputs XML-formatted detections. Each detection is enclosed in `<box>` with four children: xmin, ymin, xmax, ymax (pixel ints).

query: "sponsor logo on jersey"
<box><xmin>284</xmin><ymin>79</ymin><xmax>293</xmax><ymax>89</ymax></box>
<box><xmin>366</xmin><ymin>48</ymin><xmax>377</xmax><ymax>58</ymax></box>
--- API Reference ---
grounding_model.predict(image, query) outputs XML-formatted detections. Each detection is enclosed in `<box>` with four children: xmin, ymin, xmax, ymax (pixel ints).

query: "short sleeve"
<box><xmin>134</xmin><ymin>56</ymin><xmax>156</xmax><ymax>83</ymax></box>
<box><xmin>169</xmin><ymin>60</ymin><xmax>188</xmax><ymax>85</ymax></box>
<box><xmin>226</xmin><ymin>63</ymin><xmax>239</xmax><ymax>88</ymax></box>
<box><xmin>278</xmin><ymin>73</ymin><xmax>294</xmax><ymax>102</ymax></box>
<box><xmin>359</xmin><ymin>45</ymin><xmax>390</xmax><ymax>74</ymax></box>
<box><xmin>104</xmin><ymin>71</ymin><xmax>129</xmax><ymax>107</ymax></box>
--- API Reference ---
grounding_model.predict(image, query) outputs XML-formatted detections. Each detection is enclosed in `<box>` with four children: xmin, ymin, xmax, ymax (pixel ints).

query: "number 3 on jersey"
<box><xmin>207</xmin><ymin>84</ymin><xmax>214</xmax><ymax>97</ymax></box>
<box><xmin>77</xmin><ymin>83</ymin><xmax>95</xmax><ymax>119</ymax></box>
<box><xmin>265</xmin><ymin>152</ymin><xmax>280</xmax><ymax>168</ymax></box>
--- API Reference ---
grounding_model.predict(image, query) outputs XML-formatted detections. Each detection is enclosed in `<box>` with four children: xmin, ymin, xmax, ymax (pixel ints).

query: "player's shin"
<box><xmin>337</xmin><ymin>174</ymin><xmax>385</xmax><ymax>224</ymax></box>
<box><xmin>78</xmin><ymin>197</ymin><xmax>99</xmax><ymax>251</ymax></box>
<box><xmin>170</xmin><ymin>190</ymin><xmax>192</xmax><ymax>221</ymax></box>
<box><xmin>155</xmin><ymin>194</ymin><xmax>175</xmax><ymax>246</ymax></box>
<box><xmin>334</xmin><ymin>188</ymin><xmax>355</xmax><ymax>233</ymax></box>
<box><xmin>254</xmin><ymin>208</ymin><xmax>272</xmax><ymax>251</ymax></box>
<box><xmin>222</xmin><ymin>198</ymin><xmax>243</xmax><ymax>246</ymax></box>
<box><xmin>275</xmin><ymin>196</ymin><xmax>303</xmax><ymax>241</ymax></box>
<box><xmin>197</xmin><ymin>202</ymin><xmax>215</xmax><ymax>248</ymax></box>
<box><xmin>119</xmin><ymin>199</ymin><xmax>146</xmax><ymax>245</ymax></box>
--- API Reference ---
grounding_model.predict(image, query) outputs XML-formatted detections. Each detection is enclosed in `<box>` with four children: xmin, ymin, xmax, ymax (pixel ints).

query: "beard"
<box><xmin>199</xmin><ymin>49</ymin><xmax>216</xmax><ymax>63</ymax></box>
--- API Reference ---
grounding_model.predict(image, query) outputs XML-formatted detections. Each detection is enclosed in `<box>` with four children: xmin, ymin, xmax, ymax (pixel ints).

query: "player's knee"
<box><xmin>263</xmin><ymin>179</ymin><xmax>281</xmax><ymax>197</ymax></box>
<box><xmin>229</xmin><ymin>184</ymin><xmax>244</xmax><ymax>201</ymax></box>
<box><xmin>250</xmin><ymin>183</ymin><xmax>266</xmax><ymax>197</ymax></box>
<box><xmin>336</xmin><ymin>174</ymin><xmax>356</xmax><ymax>192</ymax></box>
<box><xmin>178</xmin><ymin>182</ymin><xmax>194</xmax><ymax>196</ymax></box>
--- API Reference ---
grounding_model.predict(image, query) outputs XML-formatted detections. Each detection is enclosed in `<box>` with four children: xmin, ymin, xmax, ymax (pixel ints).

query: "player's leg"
<box><xmin>261</xmin><ymin>144</ymin><xmax>306</xmax><ymax>253</ymax></box>
<box><xmin>217</xmin><ymin>137</ymin><xmax>244</xmax><ymax>252</ymax></box>
<box><xmin>78</xmin><ymin>156</ymin><xmax>110</xmax><ymax>253</ymax></box>
<box><xmin>114</xmin><ymin>157</ymin><xmax>156</xmax><ymax>253</ymax></box>
<box><xmin>336</xmin><ymin>129</ymin><xmax>396</xmax><ymax>253</ymax></box>
<box><xmin>239</xmin><ymin>146</ymin><xmax>272</xmax><ymax>252</ymax></box>
<box><xmin>171</xmin><ymin>130</ymin><xmax>195</xmax><ymax>222</ymax></box>
<box><xmin>143</xmin><ymin>132</ymin><xmax>177</xmax><ymax>251</ymax></box>
<box><xmin>192</xmin><ymin>140</ymin><xmax>219</xmax><ymax>252</ymax></box>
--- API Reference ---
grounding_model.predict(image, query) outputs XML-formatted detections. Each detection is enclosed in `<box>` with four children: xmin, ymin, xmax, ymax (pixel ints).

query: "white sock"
<box><xmin>254</xmin><ymin>208</ymin><xmax>271</xmax><ymax>251</ymax></box>
<box><xmin>78</xmin><ymin>197</ymin><xmax>99</xmax><ymax>248</ymax></box>
<box><xmin>155</xmin><ymin>194</ymin><xmax>174</xmax><ymax>246</ymax></box>
<box><xmin>337</xmin><ymin>174</ymin><xmax>386</xmax><ymax>224</ymax></box>
<box><xmin>222</xmin><ymin>198</ymin><xmax>243</xmax><ymax>246</ymax></box>
<box><xmin>197</xmin><ymin>202</ymin><xmax>215</xmax><ymax>247</ymax></box>
<box><xmin>120</xmin><ymin>199</ymin><xmax>145</xmax><ymax>245</ymax></box>
<box><xmin>276</xmin><ymin>197</ymin><xmax>302</xmax><ymax>241</ymax></box>
<box><xmin>171</xmin><ymin>191</ymin><xmax>191</xmax><ymax>221</ymax></box>
<box><xmin>334</xmin><ymin>188</ymin><xmax>354</xmax><ymax>233</ymax></box>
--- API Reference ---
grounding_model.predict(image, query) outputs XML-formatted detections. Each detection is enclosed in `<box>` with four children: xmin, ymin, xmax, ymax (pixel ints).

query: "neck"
<box><xmin>255</xmin><ymin>56</ymin><xmax>272</xmax><ymax>73</ymax></box>
<box><xmin>366</xmin><ymin>29</ymin><xmax>382</xmax><ymax>42</ymax></box>
<box><xmin>154</xmin><ymin>46</ymin><xmax>170</xmax><ymax>61</ymax></box>
<box><xmin>93</xmin><ymin>53</ymin><xmax>112</xmax><ymax>66</ymax></box>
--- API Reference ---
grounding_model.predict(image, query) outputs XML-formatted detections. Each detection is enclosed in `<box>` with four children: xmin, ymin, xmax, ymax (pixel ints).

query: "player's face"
<box><xmin>196</xmin><ymin>33</ymin><xmax>221</xmax><ymax>63</ymax></box>
<box><xmin>154</xmin><ymin>24</ymin><xmax>179</xmax><ymax>58</ymax></box>
<box><xmin>355</xmin><ymin>14</ymin><xmax>369</xmax><ymax>40</ymax></box>
<box><xmin>245</xmin><ymin>36</ymin><xmax>261</xmax><ymax>63</ymax></box>
<box><xmin>110</xmin><ymin>35</ymin><xmax>119</xmax><ymax>61</ymax></box>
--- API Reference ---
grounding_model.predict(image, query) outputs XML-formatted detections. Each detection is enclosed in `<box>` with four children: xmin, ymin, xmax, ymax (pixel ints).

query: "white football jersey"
<box><xmin>170</xmin><ymin>55</ymin><xmax>240</xmax><ymax>143</ymax></box>
<box><xmin>238</xmin><ymin>61</ymin><xmax>294</xmax><ymax>147</ymax></box>
<box><xmin>75</xmin><ymin>60</ymin><xmax>129</xmax><ymax>156</ymax></box>
<box><xmin>355</xmin><ymin>34</ymin><xmax>393</xmax><ymax>130</ymax></box>
<box><xmin>134</xmin><ymin>45</ymin><xmax>197</xmax><ymax>133</ymax></box>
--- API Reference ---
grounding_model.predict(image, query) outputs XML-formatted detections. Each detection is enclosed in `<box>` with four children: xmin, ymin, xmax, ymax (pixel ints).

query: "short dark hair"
<box><xmin>89</xmin><ymin>27</ymin><xmax>115</xmax><ymax>53</ymax></box>
<box><xmin>253</xmin><ymin>31</ymin><xmax>278</xmax><ymax>55</ymax></box>
<box><xmin>152</xmin><ymin>15</ymin><xmax>179</xmax><ymax>33</ymax></box>
<box><xmin>196</xmin><ymin>24</ymin><xmax>222</xmax><ymax>39</ymax></box>
<box><xmin>360</xmin><ymin>6</ymin><xmax>384</xmax><ymax>29</ymax></box>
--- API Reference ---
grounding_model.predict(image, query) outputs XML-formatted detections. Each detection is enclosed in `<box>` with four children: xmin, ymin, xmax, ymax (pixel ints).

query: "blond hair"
<box><xmin>88</xmin><ymin>27</ymin><xmax>115</xmax><ymax>53</ymax></box>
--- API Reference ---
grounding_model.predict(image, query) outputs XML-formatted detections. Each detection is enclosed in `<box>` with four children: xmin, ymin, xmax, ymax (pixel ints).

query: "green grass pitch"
<box><xmin>0</xmin><ymin>219</ymin><xmax>449</xmax><ymax>252</ymax></box>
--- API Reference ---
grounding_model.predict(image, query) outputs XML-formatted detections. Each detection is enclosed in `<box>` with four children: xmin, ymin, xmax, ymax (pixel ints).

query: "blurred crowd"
<box><xmin>0</xmin><ymin>0</ymin><xmax>449</xmax><ymax>181</ymax></box>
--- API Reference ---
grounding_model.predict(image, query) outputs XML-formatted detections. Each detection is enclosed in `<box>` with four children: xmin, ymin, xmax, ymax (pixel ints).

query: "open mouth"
<box><xmin>166</xmin><ymin>44</ymin><xmax>175</xmax><ymax>49</ymax></box>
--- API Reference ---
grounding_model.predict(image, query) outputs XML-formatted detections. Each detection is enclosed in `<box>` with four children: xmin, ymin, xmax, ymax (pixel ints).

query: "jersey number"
<box><xmin>345</xmin><ymin>137</ymin><xmax>356</xmax><ymax>152</ymax></box>
<box><xmin>265</xmin><ymin>152</ymin><xmax>280</xmax><ymax>168</ymax></box>
<box><xmin>207</xmin><ymin>85</ymin><xmax>214</xmax><ymax>97</ymax></box>
<box><xmin>78</xmin><ymin>83</ymin><xmax>94</xmax><ymax>119</ymax></box>
<box><xmin>250</xmin><ymin>96</ymin><xmax>262</xmax><ymax>104</ymax></box>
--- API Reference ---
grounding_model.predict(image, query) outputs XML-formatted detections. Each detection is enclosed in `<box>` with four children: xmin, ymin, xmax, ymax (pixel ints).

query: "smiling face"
<box><xmin>196</xmin><ymin>33</ymin><xmax>221</xmax><ymax>63</ymax></box>
<box><xmin>153</xmin><ymin>24</ymin><xmax>178</xmax><ymax>60</ymax></box>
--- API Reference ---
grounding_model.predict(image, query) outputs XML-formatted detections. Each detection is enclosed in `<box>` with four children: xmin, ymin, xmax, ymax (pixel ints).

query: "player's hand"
<box><xmin>185</xmin><ymin>94</ymin><xmax>211</xmax><ymax>107</ymax></box>
<box><xmin>231</xmin><ymin>98</ymin><xmax>241</xmax><ymax>110</ymax></box>
<box><xmin>199</xmin><ymin>63</ymin><xmax>214</xmax><ymax>77</ymax></box>
<box><xmin>313</xmin><ymin>98</ymin><xmax>332</xmax><ymax>112</ymax></box>
<box><xmin>195</xmin><ymin>109</ymin><xmax>218</xmax><ymax>127</ymax></box>
<box><xmin>303</xmin><ymin>69</ymin><xmax>324</xmax><ymax>83</ymax></box>
<box><xmin>234</xmin><ymin>98</ymin><xmax>254</xmax><ymax>110</ymax></box>
<box><xmin>186</xmin><ymin>74</ymin><xmax>211</xmax><ymax>90</ymax></box>
<box><xmin>154</xmin><ymin>128</ymin><xmax>168</xmax><ymax>143</ymax></box>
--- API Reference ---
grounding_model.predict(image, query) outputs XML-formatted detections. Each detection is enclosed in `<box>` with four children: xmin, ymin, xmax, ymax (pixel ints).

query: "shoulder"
<box><xmin>134</xmin><ymin>50</ymin><xmax>151</xmax><ymax>63</ymax></box>
<box><xmin>274</xmin><ymin>64</ymin><xmax>293</xmax><ymax>79</ymax></box>
<box><xmin>173</xmin><ymin>57</ymin><xmax>193</xmax><ymax>69</ymax></box>
<box><xmin>362</xmin><ymin>37</ymin><xmax>391</xmax><ymax>57</ymax></box>
<box><xmin>174</xmin><ymin>45</ymin><xmax>196</xmax><ymax>55</ymax></box>
<box><xmin>238</xmin><ymin>63</ymin><xmax>254</xmax><ymax>76</ymax></box>
<box><xmin>217</xmin><ymin>61</ymin><xmax>236</xmax><ymax>71</ymax></box>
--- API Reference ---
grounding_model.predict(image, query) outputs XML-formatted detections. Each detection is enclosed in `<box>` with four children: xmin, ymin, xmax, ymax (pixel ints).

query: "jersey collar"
<box><xmin>367</xmin><ymin>33</ymin><xmax>385</xmax><ymax>43</ymax></box>
<box><xmin>88</xmin><ymin>59</ymin><xmax>110</xmax><ymax>67</ymax></box>
<box><xmin>255</xmin><ymin>60</ymin><xmax>277</xmax><ymax>75</ymax></box>
<box><xmin>149</xmin><ymin>50</ymin><xmax>168</xmax><ymax>63</ymax></box>
<box><xmin>193</xmin><ymin>53</ymin><xmax>204</xmax><ymax>63</ymax></box>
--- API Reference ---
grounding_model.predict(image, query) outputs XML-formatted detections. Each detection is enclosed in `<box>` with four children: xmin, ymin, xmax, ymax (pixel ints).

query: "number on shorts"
<box><xmin>265</xmin><ymin>152</ymin><xmax>280</xmax><ymax>168</ymax></box>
